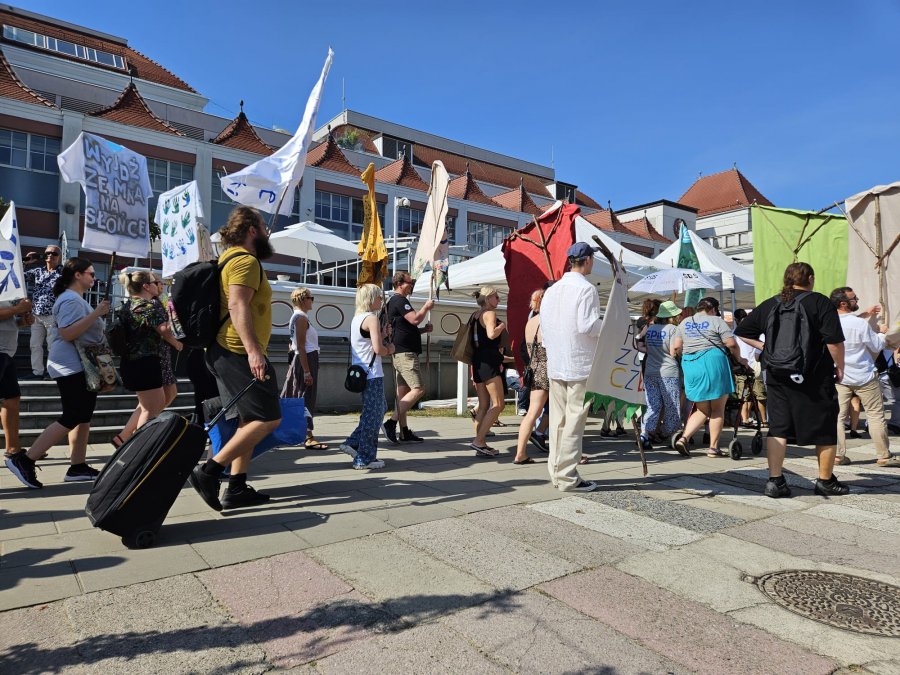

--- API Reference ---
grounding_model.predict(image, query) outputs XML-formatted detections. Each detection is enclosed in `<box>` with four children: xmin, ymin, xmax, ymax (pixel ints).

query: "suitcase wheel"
<box><xmin>122</xmin><ymin>529</ymin><xmax>156</xmax><ymax>549</ymax></box>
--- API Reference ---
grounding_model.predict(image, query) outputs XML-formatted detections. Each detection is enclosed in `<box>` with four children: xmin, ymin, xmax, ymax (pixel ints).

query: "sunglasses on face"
<box><xmin>82</xmin><ymin>271</ymin><xmax>96</xmax><ymax>278</ymax></box>
<box><xmin>43</xmin><ymin>252</ymin><xmax>60</xmax><ymax>258</ymax></box>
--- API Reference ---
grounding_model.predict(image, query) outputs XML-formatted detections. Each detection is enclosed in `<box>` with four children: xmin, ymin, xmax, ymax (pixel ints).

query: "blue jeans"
<box><xmin>345</xmin><ymin>376</ymin><xmax>385</xmax><ymax>466</ymax></box>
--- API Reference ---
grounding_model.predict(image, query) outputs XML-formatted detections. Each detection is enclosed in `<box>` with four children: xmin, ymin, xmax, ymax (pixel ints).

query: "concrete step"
<box><xmin>14</xmin><ymin>405</ymin><xmax>195</xmax><ymax>431</ymax></box>
<box><xmin>7</xmin><ymin>408</ymin><xmax>196</xmax><ymax>446</ymax></box>
<box><xmin>19</xmin><ymin>391</ymin><xmax>194</xmax><ymax>413</ymax></box>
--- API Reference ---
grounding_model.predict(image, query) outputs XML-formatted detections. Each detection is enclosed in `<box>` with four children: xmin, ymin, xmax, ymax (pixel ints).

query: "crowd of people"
<box><xmin>4</xmin><ymin>211</ymin><xmax>899</xmax><ymax>509</ymax></box>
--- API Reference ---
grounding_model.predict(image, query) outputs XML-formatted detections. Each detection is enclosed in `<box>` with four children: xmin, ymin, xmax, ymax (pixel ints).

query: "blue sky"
<box><xmin>19</xmin><ymin>0</ymin><xmax>900</xmax><ymax>210</ymax></box>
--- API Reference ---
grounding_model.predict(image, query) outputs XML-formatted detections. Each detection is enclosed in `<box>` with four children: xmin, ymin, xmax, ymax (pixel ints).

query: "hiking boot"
<box><xmin>189</xmin><ymin>465</ymin><xmax>223</xmax><ymax>511</ymax></box>
<box><xmin>814</xmin><ymin>475</ymin><xmax>850</xmax><ymax>496</ymax></box>
<box><xmin>221</xmin><ymin>485</ymin><xmax>271</xmax><ymax>510</ymax></box>
<box><xmin>764</xmin><ymin>478</ymin><xmax>792</xmax><ymax>498</ymax></box>
<box><xmin>64</xmin><ymin>463</ymin><xmax>100</xmax><ymax>482</ymax></box>
<box><xmin>339</xmin><ymin>443</ymin><xmax>358</xmax><ymax>459</ymax></box>
<box><xmin>382</xmin><ymin>418</ymin><xmax>398</xmax><ymax>444</ymax></box>
<box><xmin>565</xmin><ymin>479</ymin><xmax>598</xmax><ymax>493</ymax></box>
<box><xmin>353</xmin><ymin>459</ymin><xmax>385</xmax><ymax>470</ymax></box>
<box><xmin>5</xmin><ymin>453</ymin><xmax>42</xmax><ymax>489</ymax></box>
<box><xmin>399</xmin><ymin>427</ymin><xmax>424</xmax><ymax>443</ymax></box>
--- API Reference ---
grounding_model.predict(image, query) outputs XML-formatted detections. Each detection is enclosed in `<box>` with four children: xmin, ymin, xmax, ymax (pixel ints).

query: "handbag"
<box><xmin>887</xmin><ymin>353</ymin><xmax>900</xmax><ymax>388</ymax></box>
<box><xmin>450</xmin><ymin>312</ymin><xmax>477</xmax><ymax>365</ymax></box>
<box><xmin>345</xmin><ymin>352</ymin><xmax>377</xmax><ymax>393</ymax></box>
<box><xmin>76</xmin><ymin>341</ymin><xmax>121</xmax><ymax>393</ymax></box>
<box><xmin>521</xmin><ymin>329</ymin><xmax>539</xmax><ymax>389</ymax></box>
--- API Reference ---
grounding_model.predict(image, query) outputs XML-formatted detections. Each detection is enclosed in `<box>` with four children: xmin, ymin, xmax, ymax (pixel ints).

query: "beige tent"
<box><xmin>845</xmin><ymin>181</ymin><xmax>900</xmax><ymax>332</ymax></box>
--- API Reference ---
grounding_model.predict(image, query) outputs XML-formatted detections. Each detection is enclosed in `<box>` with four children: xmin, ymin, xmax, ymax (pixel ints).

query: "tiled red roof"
<box><xmin>0</xmin><ymin>10</ymin><xmax>196</xmax><ymax>92</ymax></box>
<box><xmin>90</xmin><ymin>82</ymin><xmax>183</xmax><ymax>135</ymax></box>
<box><xmin>374</xmin><ymin>155</ymin><xmax>428</xmax><ymax>190</ymax></box>
<box><xmin>212</xmin><ymin>111</ymin><xmax>272</xmax><ymax>155</ymax></box>
<box><xmin>448</xmin><ymin>167</ymin><xmax>496</xmax><ymax>206</ymax></box>
<box><xmin>0</xmin><ymin>48</ymin><xmax>54</xmax><ymax>107</ymax></box>
<box><xmin>305</xmin><ymin>134</ymin><xmax>359</xmax><ymax>175</ymax></box>
<box><xmin>583</xmin><ymin>209</ymin><xmax>630</xmax><ymax>234</ymax></box>
<box><xmin>678</xmin><ymin>168</ymin><xmax>774</xmax><ymax>216</ymax></box>
<box><xmin>491</xmin><ymin>181</ymin><xmax>543</xmax><ymax>216</ymax></box>
<box><xmin>620</xmin><ymin>216</ymin><xmax>672</xmax><ymax>243</ymax></box>
<box><xmin>413</xmin><ymin>144</ymin><xmax>552</xmax><ymax>197</ymax></box>
<box><xmin>575</xmin><ymin>190</ymin><xmax>601</xmax><ymax>209</ymax></box>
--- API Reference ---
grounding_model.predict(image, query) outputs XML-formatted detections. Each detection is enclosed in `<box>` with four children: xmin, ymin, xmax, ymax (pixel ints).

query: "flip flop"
<box><xmin>304</xmin><ymin>439</ymin><xmax>329</xmax><ymax>450</ymax></box>
<box><xmin>578</xmin><ymin>456</ymin><xmax>590</xmax><ymax>465</ymax></box>
<box><xmin>513</xmin><ymin>457</ymin><xmax>535</xmax><ymax>465</ymax></box>
<box><xmin>470</xmin><ymin>442</ymin><xmax>498</xmax><ymax>457</ymax></box>
<box><xmin>707</xmin><ymin>448</ymin><xmax>727</xmax><ymax>458</ymax></box>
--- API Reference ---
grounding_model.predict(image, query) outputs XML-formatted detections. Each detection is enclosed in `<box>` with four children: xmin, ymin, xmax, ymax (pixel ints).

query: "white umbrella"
<box><xmin>629</xmin><ymin>268</ymin><xmax>718</xmax><ymax>294</ymax></box>
<box><xmin>268</xmin><ymin>221</ymin><xmax>358</xmax><ymax>263</ymax></box>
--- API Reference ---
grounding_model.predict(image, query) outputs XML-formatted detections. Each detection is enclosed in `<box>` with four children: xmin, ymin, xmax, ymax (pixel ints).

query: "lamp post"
<box><xmin>392</xmin><ymin>196</ymin><xmax>410</xmax><ymax>280</ymax></box>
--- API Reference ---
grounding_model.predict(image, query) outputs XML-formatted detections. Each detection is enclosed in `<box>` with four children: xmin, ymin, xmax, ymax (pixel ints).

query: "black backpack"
<box><xmin>105</xmin><ymin>300</ymin><xmax>131</xmax><ymax>358</ymax></box>
<box><xmin>762</xmin><ymin>291</ymin><xmax>813</xmax><ymax>380</ymax></box>
<box><xmin>170</xmin><ymin>252</ymin><xmax>255</xmax><ymax>349</ymax></box>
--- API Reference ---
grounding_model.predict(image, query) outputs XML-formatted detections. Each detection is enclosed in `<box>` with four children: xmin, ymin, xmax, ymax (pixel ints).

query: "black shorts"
<box><xmin>473</xmin><ymin>357</ymin><xmax>503</xmax><ymax>384</ymax></box>
<box><xmin>56</xmin><ymin>371</ymin><xmax>99</xmax><ymax>428</ymax></box>
<box><xmin>206</xmin><ymin>342</ymin><xmax>281</xmax><ymax>423</ymax></box>
<box><xmin>766</xmin><ymin>372</ymin><xmax>838</xmax><ymax>446</ymax></box>
<box><xmin>121</xmin><ymin>355</ymin><xmax>164</xmax><ymax>392</ymax></box>
<box><xmin>0</xmin><ymin>353</ymin><xmax>20</xmax><ymax>399</ymax></box>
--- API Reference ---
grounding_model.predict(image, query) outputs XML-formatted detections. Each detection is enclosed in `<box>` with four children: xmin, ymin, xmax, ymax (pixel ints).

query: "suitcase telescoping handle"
<box><xmin>203</xmin><ymin>376</ymin><xmax>269</xmax><ymax>432</ymax></box>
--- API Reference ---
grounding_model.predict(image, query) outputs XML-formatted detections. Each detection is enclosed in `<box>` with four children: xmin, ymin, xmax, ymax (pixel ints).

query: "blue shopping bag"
<box><xmin>207</xmin><ymin>397</ymin><xmax>307</xmax><ymax>460</ymax></box>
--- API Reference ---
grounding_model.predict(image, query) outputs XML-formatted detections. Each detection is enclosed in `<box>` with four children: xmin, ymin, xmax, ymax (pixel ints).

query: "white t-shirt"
<box><xmin>289</xmin><ymin>310</ymin><xmax>319</xmax><ymax>354</ymax></box>
<box><xmin>839</xmin><ymin>312</ymin><xmax>886</xmax><ymax>387</ymax></box>
<box><xmin>541</xmin><ymin>272</ymin><xmax>603</xmax><ymax>381</ymax></box>
<box><xmin>58</xmin><ymin>132</ymin><xmax>152</xmax><ymax>258</ymax></box>
<box><xmin>350</xmin><ymin>312</ymin><xmax>383</xmax><ymax>378</ymax></box>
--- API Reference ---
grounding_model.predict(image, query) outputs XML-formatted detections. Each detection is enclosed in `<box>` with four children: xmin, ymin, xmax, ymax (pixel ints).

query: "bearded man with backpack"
<box><xmin>735</xmin><ymin>262</ymin><xmax>848</xmax><ymax>498</ymax></box>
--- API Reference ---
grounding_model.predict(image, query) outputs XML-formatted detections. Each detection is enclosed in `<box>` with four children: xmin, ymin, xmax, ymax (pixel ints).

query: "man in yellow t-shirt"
<box><xmin>189</xmin><ymin>206</ymin><xmax>281</xmax><ymax>512</ymax></box>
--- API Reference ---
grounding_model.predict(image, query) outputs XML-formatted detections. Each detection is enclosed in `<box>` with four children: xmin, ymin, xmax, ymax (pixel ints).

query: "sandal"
<box><xmin>470</xmin><ymin>443</ymin><xmax>498</xmax><ymax>457</ymax></box>
<box><xmin>707</xmin><ymin>448</ymin><xmax>727</xmax><ymax>458</ymax></box>
<box><xmin>304</xmin><ymin>438</ymin><xmax>329</xmax><ymax>450</ymax></box>
<box><xmin>579</xmin><ymin>456</ymin><xmax>590</xmax><ymax>465</ymax></box>
<box><xmin>672</xmin><ymin>436</ymin><xmax>690</xmax><ymax>457</ymax></box>
<box><xmin>513</xmin><ymin>457</ymin><xmax>535</xmax><ymax>465</ymax></box>
<box><xmin>876</xmin><ymin>455</ymin><xmax>900</xmax><ymax>467</ymax></box>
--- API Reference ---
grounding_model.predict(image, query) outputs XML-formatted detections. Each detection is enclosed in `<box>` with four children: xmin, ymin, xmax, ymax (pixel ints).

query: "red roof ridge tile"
<box><xmin>90</xmin><ymin>81</ymin><xmax>184</xmax><ymax>136</ymax></box>
<box><xmin>212</xmin><ymin>110</ymin><xmax>273</xmax><ymax>155</ymax></box>
<box><xmin>448</xmin><ymin>165</ymin><xmax>495</xmax><ymax>206</ymax></box>
<box><xmin>373</xmin><ymin>154</ymin><xmax>428</xmax><ymax>190</ymax></box>
<box><xmin>491</xmin><ymin>180</ymin><xmax>543</xmax><ymax>216</ymax></box>
<box><xmin>583</xmin><ymin>208</ymin><xmax>629</xmax><ymax>234</ymax></box>
<box><xmin>112</xmin><ymin>45</ymin><xmax>196</xmax><ymax>94</ymax></box>
<box><xmin>0</xmin><ymin>48</ymin><xmax>55</xmax><ymax>108</ymax></box>
<box><xmin>305</xmin><ymin>134</ymin><xmax>359</xmax><ymax>176</ymax></box>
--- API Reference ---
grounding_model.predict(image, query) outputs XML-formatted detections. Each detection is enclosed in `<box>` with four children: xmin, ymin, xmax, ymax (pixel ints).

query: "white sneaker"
<box><xmin>339</xmin><ymin>444</ymin><xmax>358</xmax><ymax>459</ymax></box>
<box><xmin>352</xmin><ymin>459</ymin><xmax>385</xmax><ymax>470</ymax></box>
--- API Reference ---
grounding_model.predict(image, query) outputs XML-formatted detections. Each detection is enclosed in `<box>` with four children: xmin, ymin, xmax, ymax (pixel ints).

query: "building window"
<box><xmin>398</xmin><ymin>206</ymin><xmax>425</xmax><ymax>236</ymax></box>
<box><xmin>469</xmin><ymin>219</ymin><xmax>512</xmax><ymax>254</ymax></box>
<box><xmin>0</xmin><ymin>128</ymin><xmax>59</xmax><ymax>173</ymax></box>
<box><xmin>0</xmin><ymin>129</ymin><xmax>27</xmax><ymax>168</ymax></box>
<box><xmin>314</xmin><ymin>190</ymin><xmax>350</xmax><ymax>223</ymax></box>
<box><xmin>381</xmin><ymin>136</ymin><xmax>412</xmax><ymax>160</ymax></box>
<box><xmin>3</xmin><ymin>25</ymin><xmax>126</xmax><ymax>69</ymax></box>
<box><xmin>445</xmin><ymin>215</ymin><xmax>456</xmax><ymax>244</ymax></box>
<box><xmin>147</xmin><ymin>158</ymin><xmax>194</xmax><ymax>195</ymax></box>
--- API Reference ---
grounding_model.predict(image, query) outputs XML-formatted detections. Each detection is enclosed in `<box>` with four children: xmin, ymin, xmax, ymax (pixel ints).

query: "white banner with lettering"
<box><xmin>0</xmin><ymin>202</ymin><xmax>26</xmax><ymax>301</ymax></box>
<box><xmin>58</xmin><ymin>132</ymin><xmax>152</xmax><ymax>257</ymax></box>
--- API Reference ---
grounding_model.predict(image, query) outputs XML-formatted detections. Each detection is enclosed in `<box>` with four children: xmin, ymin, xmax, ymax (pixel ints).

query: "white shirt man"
<box><xmin>831</xmin><ymin>287</ymin><xmax>896</xmax><ymax>466</ymax></box>
<box><xmin>541</xmin><ymin>242</ymin><xmax>603</xmax><ymax>491</ymax></box>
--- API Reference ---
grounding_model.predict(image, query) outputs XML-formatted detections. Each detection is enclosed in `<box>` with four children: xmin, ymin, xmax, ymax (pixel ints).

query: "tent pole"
<box><xmin>875</xmin><ymin>196</ymin><xmax>885</xmax><ymax>314</ymax></box>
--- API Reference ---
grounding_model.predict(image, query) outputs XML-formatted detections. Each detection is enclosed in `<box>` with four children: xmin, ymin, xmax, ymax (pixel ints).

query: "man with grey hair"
<box><xmin>540</xmin><ymin>242</ymin><xmax>603</xmax><ymax>492</ymax></box>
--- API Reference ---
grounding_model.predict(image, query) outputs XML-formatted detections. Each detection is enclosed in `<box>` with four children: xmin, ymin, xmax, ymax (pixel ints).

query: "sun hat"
<box><xmin>656</xmin><ymin>300</ymin><xmax>682</xmax><ymax>319</ymax></box>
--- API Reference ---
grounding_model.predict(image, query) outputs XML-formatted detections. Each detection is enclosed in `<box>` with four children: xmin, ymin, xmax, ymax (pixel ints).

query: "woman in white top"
<box><xmin>339</xmin><ymin>284</ymin><xmax>395</xmax><ymax>470</ymax></box>
<box><xmin>281</xmin><ymin>287</ymin><xmax>324</xmax><ymax>449</ymax></box>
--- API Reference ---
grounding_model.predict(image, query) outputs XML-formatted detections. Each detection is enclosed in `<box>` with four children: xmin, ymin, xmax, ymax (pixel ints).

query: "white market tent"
<box><xmin>413</xmin><ymin>209</ymin><xmax>671</xmax><ymax>301</ymax></box>
<box><xmin>653</xmin><ymin>228</ymin><xmax>756</xmax><ymax>308</ymax></box>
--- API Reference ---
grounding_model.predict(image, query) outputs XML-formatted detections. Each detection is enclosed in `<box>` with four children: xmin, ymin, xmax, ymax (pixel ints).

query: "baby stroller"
<box><xmin>725</xmin><ymin>366</ymin><xmax>764</xmax><ymax>460</ymax></box>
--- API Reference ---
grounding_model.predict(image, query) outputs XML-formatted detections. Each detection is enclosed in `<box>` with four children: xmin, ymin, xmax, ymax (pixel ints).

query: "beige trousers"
<box><xmin>836</xmin><ymin>377</ymin><xmax>890</xmax><ymax>460</ymax></box>
<box><xmin>548</xmin><ymin>377</ymin><xmax>590</xmax><ymax>490</ymax></box>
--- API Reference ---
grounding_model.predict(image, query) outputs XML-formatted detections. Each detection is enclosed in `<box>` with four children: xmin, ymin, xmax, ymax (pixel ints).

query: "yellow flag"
<box><xmin>358</xmin><ymin>162</ymin><xmax>388</xmax><ymax>286</ymax></box>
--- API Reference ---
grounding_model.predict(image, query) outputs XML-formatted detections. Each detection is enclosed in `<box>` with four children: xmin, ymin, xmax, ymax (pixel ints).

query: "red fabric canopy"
<box><xmin>502</xmin><ymin>203</ymin><xmax>580</xmax><ymax>371</ymax></box>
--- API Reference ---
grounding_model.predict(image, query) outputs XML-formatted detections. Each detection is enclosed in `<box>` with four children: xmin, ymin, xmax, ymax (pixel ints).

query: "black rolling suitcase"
<box><xmin>85</xmin><ymin>380</ymin><xmax>255</xmax><ymax>549</ymax></box>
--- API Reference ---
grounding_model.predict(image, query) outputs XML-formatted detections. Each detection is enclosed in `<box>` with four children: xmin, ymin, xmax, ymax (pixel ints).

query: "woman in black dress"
<box><xmin>470</xmin><ymin>285</ymin><xmax>506</xmax><ymax>457</ymax></box>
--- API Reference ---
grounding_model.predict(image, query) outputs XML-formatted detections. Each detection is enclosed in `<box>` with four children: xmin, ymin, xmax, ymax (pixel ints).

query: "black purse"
<box><xmin>887</xmin><ymin>352</ymin><xmax>900</xmax><ymax>388</ymax></box>
<box><xmin>345</xmin><ymin>352</ymin><xmax>377</xmax><ymax>393</ymax></box>
<box><xmin>521</xmin><ymin>330</ymin><xmax>539</xmax><ymax>389</ymax></box>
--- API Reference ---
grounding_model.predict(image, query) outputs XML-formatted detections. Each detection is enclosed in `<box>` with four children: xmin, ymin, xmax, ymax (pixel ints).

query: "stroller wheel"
<box><xmin>728</xmin><ymin>439</ymin><xmax>743</xmax><ymax>460</ymax></box>
<box><xmin>751</xmin><ymin>432</ymin><xmax>763</xmax><ymax>456</ymax></box>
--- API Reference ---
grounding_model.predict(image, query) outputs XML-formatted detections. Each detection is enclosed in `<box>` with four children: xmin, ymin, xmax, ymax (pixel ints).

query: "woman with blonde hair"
<box><xmin>112</xmin><ymin>270</ymin><xmax>180</xmax><ymax>447</ymax></box>
<box><xmin>513</xmin><ymin>289</ymin><xmax>550</xmax><ymax>464</ymax></box>
<box><xmin>282</xmin><ymin>287</ymin><xmax>325</xmax><ymax>448</ymax></box>
<box><xmin>339</xmin><ymin>284</ymin><xmax>395</xmax><ymax>470</ymax></box>
<box><xmin>470</xmin><ymin>285</ymin><xmax>506</xmax><ymax>456</ymax></box>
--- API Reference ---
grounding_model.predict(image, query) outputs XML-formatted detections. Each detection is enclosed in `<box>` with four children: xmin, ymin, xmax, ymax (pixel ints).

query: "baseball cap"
<box><xmin>567</xmin><ymin>242</ymin><xmax>600</xmax><ymax>259</ymax></box>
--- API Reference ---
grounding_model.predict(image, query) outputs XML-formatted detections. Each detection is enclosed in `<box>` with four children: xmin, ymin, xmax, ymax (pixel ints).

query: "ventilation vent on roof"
<box><xmin>167</xmin><ymin>121</ymin><xmax>205</xmax><ymax>140</ymax></box>
<box><xmin>33</xmin><ymin>89</ymin><xmax>58</xmax><ymax>105</ymax></box>
<box><xmin>60</xmin><ymin>96</ymin><xmax>104</xmax><ymax>114</ymax></box>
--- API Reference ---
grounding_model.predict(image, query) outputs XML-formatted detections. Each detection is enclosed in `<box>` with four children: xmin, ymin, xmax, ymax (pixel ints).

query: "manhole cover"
<box><xmin>756</xmin><ymin>570</ymin><xmax>900</xmax><ymax>636</ymax></box>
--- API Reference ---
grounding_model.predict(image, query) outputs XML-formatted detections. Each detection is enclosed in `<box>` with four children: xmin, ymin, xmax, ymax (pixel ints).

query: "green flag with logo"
<box><xmin>677</xmin><ymin>227</ymin><xmax>705</xmax><ymax>308</ymax></box>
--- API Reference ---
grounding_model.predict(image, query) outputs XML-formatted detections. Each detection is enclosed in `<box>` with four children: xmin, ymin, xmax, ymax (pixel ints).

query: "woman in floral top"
<box><xmin>113</xmin><ymin>270</ymin><xmax>181</xmax><ymax>447</ymax></box>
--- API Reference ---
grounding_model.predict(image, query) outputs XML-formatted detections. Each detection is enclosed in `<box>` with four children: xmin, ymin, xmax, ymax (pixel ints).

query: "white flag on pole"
<box><xmin>219</xmin><ymin>49</ymin><xmax>333</xmax><ymax>215</ymax></box>
<box><xmin>0</xmin><ymin>202</ymin><xmax>27</xmax><ymax>301</ymax></box>
<box><xmin>412</xmin><ymin>160</ymin><xmax>450</xmax><ymax>284</ymax></box>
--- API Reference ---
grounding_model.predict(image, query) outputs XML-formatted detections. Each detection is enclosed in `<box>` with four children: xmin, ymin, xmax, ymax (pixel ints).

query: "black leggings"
<box><xmin>56</xmin><ymin>372</ymin><xmax>99</xmax><ymax>428</ymax></box>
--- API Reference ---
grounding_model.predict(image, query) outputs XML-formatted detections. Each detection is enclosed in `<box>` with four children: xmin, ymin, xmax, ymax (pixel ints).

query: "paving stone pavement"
<box><xmin>2</xmin><ymin>413</ymin><xmax>900</xmax><ymax>673</ymax></box>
